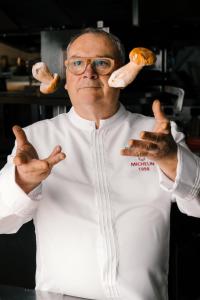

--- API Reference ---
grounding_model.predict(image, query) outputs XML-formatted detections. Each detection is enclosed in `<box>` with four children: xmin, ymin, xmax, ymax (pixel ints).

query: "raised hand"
<box><xmin>12</xmin><ymin>125</ymin><xmax>66</xmax><ymax>193</ymax></box>
<box><xmin>121</xmin><ymin>100</ymin><xmax>178</xmax><ymax>180</ymax></box>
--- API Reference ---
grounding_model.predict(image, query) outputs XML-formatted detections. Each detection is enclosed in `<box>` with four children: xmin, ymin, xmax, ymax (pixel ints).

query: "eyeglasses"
<box><xmin>65</xmin><ymin>57</ymin><xmax>115</xmax><ymax>75</ymax></box>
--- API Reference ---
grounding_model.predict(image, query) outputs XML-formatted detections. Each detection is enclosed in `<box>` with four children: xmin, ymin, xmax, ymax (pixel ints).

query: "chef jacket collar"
<box><xmin>68</xmin><ymin>103</ymin><xmax>127</xmax><ymax>131</ymax></box>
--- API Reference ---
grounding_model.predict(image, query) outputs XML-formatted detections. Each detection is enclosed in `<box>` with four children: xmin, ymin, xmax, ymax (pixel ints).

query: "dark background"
<box><xmin>0</xmin><ymin>1</ymin><xmax>200</xmax><ymax>299</ymax></box>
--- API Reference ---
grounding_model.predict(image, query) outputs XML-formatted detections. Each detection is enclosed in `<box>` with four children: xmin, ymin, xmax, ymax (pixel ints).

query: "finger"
<box><xmin>46</xmin><ymin>152</ymin><xmax>66</xmax><ymax>168</ymax></box>
<box><xmin>121</xmin><ymin>147</ymin><xmax>151</xmax><ymax>157</ymax></box>
<box><xmin>128</xmin><ymin>139</ymin><xmax>158</xmax><ymax>151</ymax></box>
<box><xmin>152</xmin><ymin>100</ymin><xmax>168</xmax><ymax>122</ymax></box>
<box><xmin>46</xmin><ymin>145</ymin><xmax>65</xmax><ymax>162</ymax></box>
<box><xmin>140</xmin><ymin>131</ymin><xmax>167</xmax><ymax>143</ymax></box>
<box><xmin>48</xmin><ymin>145</ymin><xmax>62</xmax><ymax>158</ymax></box>
<box><xmin>46</xmin><ymin>145</ymin><xmax>66</xmax><ymax>168</ymax></box>
<box><xmin>16</xmin><ymin>159</ymin><xmax>50</xmax><ymax>173</ymax></box>
<box><xmin>12</xmin><ymin>125</ymin><xmax>29</xmax><ymax>148</ymax></box>
<box><xmin>122</xmin><ymin>140</ymin><xmax>158</xmax><ymax>157</ymax></box>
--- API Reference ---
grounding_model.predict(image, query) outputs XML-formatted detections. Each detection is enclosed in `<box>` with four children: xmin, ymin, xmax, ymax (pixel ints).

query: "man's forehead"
<box><xmin>67</xmin><ymin>33</ymin><xmax>117</xmax><ymax>58</ymax></box>
<box><xmin>70</xmin><ymin>32</ymin><xmax>112</xmax><ymax>44</ymax></box>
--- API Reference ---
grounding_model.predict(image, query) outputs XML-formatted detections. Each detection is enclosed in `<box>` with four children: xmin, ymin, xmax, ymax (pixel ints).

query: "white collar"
<box><xmin>68</xmin><ymin>103</ymin><xmax>127</xmax><ymax>131</ymax></box>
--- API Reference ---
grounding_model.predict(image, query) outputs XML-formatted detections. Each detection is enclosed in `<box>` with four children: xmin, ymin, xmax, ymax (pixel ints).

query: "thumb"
<box><xmin>152</xmin><ymin>100</ymin><xmax>167</xmax><ymax>122</ymax></box>
<box><xmin>152</xmin><ymin>100</ymin><xmax>171</xmax><ymax>133</ymax></box>
<box><xmin>13</xmin><ymin>125</ymin><xmax>29</xmax><ymax>148</ymax></box>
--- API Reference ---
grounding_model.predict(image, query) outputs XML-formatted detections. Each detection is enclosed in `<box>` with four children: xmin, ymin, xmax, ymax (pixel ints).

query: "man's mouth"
<box><xmin>77</xmin><ymin>85</ymin><xmax>102</xmax><ymax>91</ymax></box>
<box><xmin>78</xmin><ymin>86</ymin><xmax>101</xmax><ymax>89</ymax></box>
<box><xmin>77</xmin><ymin>81</ymin><xmax>102</xmax><ymax>90</ymax></box>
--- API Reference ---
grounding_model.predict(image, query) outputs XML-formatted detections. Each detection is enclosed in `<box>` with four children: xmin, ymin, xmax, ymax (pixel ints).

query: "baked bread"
<box><xmin>32</xmin><ymin>62</ymin><xmax>60</xmax><ymax>94</ymax></box>
<box><xmin>108</xmin><ymin>47</ymin><xmax>156</xmax><ymax>88</ymax></box>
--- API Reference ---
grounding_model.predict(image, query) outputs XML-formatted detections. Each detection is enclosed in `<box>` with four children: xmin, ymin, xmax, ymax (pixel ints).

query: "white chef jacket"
<box><xmin>0</xmin><ymin>104</ymin><xmax>200</xmax><ymax>300</ymax></box>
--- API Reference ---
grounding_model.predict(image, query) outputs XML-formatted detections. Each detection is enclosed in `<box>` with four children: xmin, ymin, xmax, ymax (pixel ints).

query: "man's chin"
<box><xmin>79</xmin><ymin>95</ymin><xmax>103</xmax><ymax>106</ymax></box>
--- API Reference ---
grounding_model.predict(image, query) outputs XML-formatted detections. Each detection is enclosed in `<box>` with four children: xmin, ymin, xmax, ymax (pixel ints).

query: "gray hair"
<box><xmin>66</xmin><ymin>27</ymin><xmax>125</xmax><ymax>65</ymax></box>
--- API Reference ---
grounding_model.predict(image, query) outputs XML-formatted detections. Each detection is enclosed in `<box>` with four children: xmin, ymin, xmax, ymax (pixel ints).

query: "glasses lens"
<box><xmin>92</xmin><ymin>58</ymin><xmax>113</xmax><ymax>75</ymax></box>
<box><xmin>66</xmin><ymin>57</ymin><xmax>114</xmax><ymax>75</ymax></box>
<box><xmin>68</xmin><ymin>58</ymin><xmax>86</xmax><ymax>75</ymax></box>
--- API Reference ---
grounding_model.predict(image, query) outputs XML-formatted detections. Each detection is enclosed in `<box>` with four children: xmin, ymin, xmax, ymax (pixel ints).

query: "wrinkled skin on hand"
<box><xmin>12</xmin><ymin>126</ymin><xmax>66</xmax><ymax>194</ymax></box>
<box><xmin>121</xmin><ymin>100</ymin><xmax>178</xmax><ymax>180</ymax></box>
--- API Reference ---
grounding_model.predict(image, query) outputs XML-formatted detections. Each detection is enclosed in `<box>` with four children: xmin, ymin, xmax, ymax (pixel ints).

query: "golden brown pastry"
<box><xmin>108</xmin><ymin>47</ymin><xmax>156</xmax><ymax>88</ymax></box>
<box><xmin>32</xmin><ymin>62</ymin><xmax>60</xmax><ymax>94</ymax></box>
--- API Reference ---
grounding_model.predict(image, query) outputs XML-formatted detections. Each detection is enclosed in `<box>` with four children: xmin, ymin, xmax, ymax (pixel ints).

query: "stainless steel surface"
<box><xmin>144</xmin><ymin>85</ymin><xmax>185</xmax><ymax>113</ymax></box>
<box><xmin>164</xmin><ymin>86</ymin><xmax>185</xmax><ymax>113</ymax></box>
<box><xmin>0</xmin><ymin>285</ymin><xmax>87</xmax><ymax>300</ymax></box>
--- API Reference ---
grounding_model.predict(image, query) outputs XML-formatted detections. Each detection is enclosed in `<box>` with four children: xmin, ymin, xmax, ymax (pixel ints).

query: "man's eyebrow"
<box><xmin>68</xmin><ymin>55</ymin><xmax>82</xmax><ymax>59</ymax></box>
<box><xmin>96</xmin><ymin>55</ymin><xmax>115</xmax><ymax>59</ymax></box>
<box><xmin>68</xmin><ymin>55</ymin><xmax>115</xmax><ymax>59</ymax></box>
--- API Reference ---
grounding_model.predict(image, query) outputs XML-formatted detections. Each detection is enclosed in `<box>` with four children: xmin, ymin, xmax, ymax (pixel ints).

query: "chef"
<box><xmin>0</xmin><ymin>27</ymin><xmax>199</xmax><ymax>300</ymax></box>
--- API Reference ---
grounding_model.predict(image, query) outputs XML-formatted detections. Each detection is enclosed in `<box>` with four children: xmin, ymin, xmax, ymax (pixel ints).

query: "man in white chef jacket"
<box><xmin>0</xmin><ymin>28</ymin><xmax>200</xmax><ymax>300</ymax></box>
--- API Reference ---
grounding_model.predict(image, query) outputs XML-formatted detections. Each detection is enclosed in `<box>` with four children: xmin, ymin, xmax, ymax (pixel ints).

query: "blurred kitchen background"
<box><xmin>0</xmin><ymin>0</ymin><xmax>200</xmax><ymax>299</ymax></box>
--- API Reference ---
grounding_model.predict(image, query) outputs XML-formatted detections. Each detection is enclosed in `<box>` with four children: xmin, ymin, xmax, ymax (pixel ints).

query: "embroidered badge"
<box><xmin>130</xmin><ymin>157</ymin><xmax>155</xmax><ymax>171</ymax></box>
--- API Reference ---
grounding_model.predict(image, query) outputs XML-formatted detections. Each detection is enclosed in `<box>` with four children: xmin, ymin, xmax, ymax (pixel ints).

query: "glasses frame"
<box><xmin>65</xmin><ymin>57</ymin><xmax>115</xmax><ymax>76</ymax></box>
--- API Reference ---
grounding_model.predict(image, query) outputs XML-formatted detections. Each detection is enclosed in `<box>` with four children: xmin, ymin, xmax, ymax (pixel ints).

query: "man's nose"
<box><xmin>83</xmin><ymin>63</ymin><xmax>98</xmax><ymax>79</ymax></box>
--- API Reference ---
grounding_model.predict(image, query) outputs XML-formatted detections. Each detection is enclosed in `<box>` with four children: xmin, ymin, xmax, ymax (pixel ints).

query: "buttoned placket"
<box><xmin>68</xmin><ymin>105</ymin><xmax>127</xmax><ymax>298</ymax></box>
<box><xmin>91</xmin><ymin>127</ymin><xmax>120</xmax><ymax>299</ymax></box>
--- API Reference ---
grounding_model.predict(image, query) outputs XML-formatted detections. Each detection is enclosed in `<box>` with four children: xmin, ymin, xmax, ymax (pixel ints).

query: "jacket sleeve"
<box><xmin>0</xmin><ymin>151</ymin><xmax>42</xmax><ymax>234</ymax></box>
<box><xmin>158</xmin><ymin>121</ymin><xmax>200</xmax><ymax>217</ymax></box>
